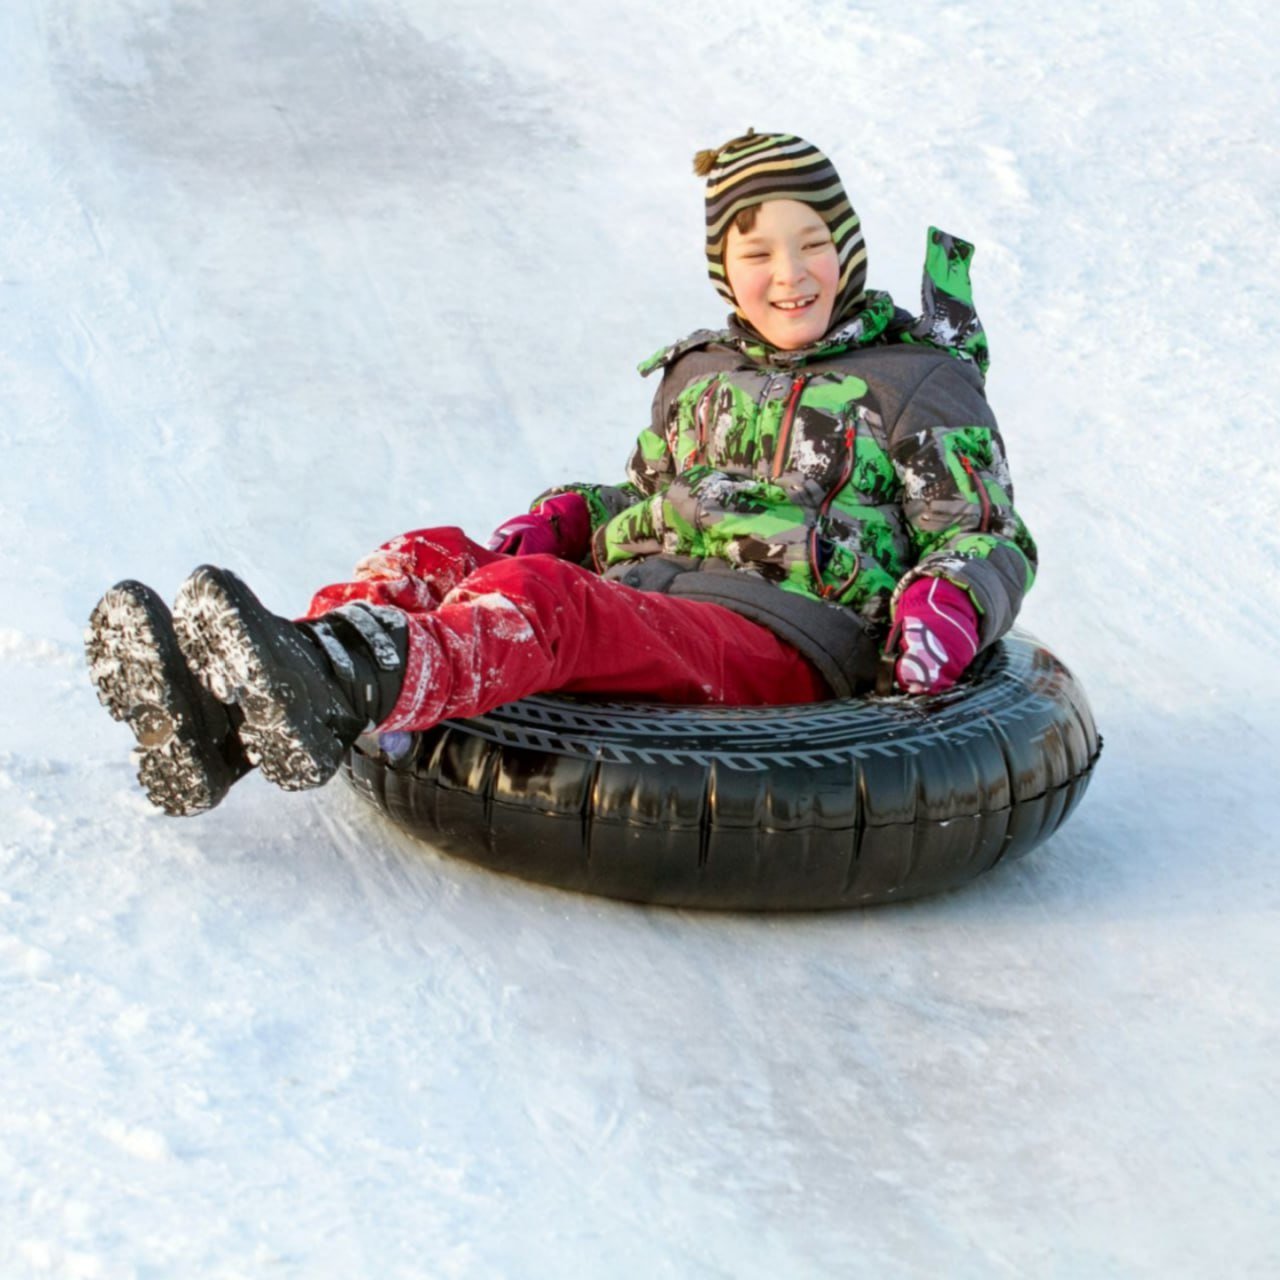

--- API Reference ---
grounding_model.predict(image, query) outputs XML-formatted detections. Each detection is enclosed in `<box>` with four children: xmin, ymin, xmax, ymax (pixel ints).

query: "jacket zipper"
<box><xmin>960</xmin><ymin>454</ymin><xmax>992</xmax><ymax>532</ymax></box>
<box><xmin>771</xmin><ymin>375</ymin><xmax>807</xmax><ymax>478</ymax></box>
<box><xmin>691</xmin><ymin>382</ymin><xmax>716</xmax><ymax>467</ymax></box>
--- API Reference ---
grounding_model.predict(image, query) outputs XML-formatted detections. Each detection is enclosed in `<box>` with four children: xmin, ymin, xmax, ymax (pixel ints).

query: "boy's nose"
<box><xmin>774</xmin><ymin>252</ymin><xmax>807</xmax><ymax>283</ymax></box>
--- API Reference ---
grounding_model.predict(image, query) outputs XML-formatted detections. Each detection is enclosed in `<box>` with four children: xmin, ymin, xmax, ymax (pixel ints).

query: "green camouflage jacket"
<box><xmin>537</xmin><ymin>230</ymin><xmax>1037</xmax><ymax>696</ymax></box>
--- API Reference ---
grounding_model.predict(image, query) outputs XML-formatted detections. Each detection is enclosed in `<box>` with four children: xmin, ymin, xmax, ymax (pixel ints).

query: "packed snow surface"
<box><xmin>3</xmin><ymin>1</ymin><xmax>1278</xmax><ymax>1275</ymax></box>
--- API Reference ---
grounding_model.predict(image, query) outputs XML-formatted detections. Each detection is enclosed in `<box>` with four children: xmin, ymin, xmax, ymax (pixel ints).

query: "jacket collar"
<box><xmin>725</xmin><ymin>290</ymin><xmax>899</xmax><ymax>369</ymax></box>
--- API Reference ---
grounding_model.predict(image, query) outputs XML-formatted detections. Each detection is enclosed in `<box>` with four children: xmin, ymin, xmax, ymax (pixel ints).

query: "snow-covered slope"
<box><xmin>3</xmin><ymin>1</ymin><xmax>1277</xmax><ymax>1275</ymax></box>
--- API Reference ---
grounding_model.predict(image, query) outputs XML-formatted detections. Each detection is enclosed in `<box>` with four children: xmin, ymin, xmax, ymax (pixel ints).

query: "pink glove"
<box><xmin>893</xmin><ymin>577</ymin><xmax>980</xmax><ymax>694</ymax></box>
<box><xmin>486</xmin><ymin>492</ymin><xmax>592</xmax><ymax>560</ymax></box>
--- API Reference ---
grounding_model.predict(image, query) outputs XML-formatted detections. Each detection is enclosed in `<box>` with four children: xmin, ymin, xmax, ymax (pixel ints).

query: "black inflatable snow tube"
<box><xmin>341</xmin><ymin>630</ymin><xmax>1101</xmax><ymax>909</ymax></box>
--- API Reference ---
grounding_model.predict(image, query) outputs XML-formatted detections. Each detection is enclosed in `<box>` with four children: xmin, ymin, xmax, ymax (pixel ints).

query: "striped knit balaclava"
<box><xmin>696</xmin><ymin>130</ymin><xmax>869</xmax><ymax>331</ymax></box>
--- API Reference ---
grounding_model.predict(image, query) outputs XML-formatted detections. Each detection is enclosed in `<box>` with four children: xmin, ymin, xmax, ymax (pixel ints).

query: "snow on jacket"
<box><xmin>536</xmin><ymin>230</ymin><xmax>1037</xmax><ymax>697</ymax></box>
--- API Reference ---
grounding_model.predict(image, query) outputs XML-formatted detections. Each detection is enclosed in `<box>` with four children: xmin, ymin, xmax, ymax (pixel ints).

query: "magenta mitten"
<box><xmin>894</xmin><ymin>577</ymin><xmax>980</xmax><ymax>694</ymax></box>
<box><xmin>486</xmin><ymin>493</ymin><xmax>592</xmax><ymax>560</ymax></box>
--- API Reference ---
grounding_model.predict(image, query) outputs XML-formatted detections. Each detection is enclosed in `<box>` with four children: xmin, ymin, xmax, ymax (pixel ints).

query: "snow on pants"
<box><xmin>302</xmin><ymin>527</ymin><xmax>831</xmax><ymax>732</ymax></box>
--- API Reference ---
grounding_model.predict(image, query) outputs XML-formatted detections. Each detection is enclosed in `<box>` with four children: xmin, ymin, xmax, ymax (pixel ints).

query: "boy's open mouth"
<box><xmin>771</xmin><ymin>296</ymin><xmax>817</xmax><ymax>312</ymax></box>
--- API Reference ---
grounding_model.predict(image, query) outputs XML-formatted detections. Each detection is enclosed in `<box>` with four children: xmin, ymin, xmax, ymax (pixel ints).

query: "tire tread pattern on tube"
<box><xmin>341</xmin><ymin>630</ymin><xmax>1102</xmax><ymax>909</ymax></box>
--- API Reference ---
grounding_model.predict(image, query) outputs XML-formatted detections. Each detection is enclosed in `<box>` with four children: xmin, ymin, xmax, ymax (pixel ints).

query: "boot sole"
<box><xmin>85</xmin><ymin>582</ymin><xmax>233</xmax><ymax>816</ymax></box>
<box><xmin>172</xmin><ymin>567</ymin><xmax>345</xmax><ymax>791</ymax></box>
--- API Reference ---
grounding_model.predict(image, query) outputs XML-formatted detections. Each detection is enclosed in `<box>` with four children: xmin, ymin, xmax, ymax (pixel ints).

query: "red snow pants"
<box><xmin>302</xmin><ymin>527</ymin><xmax>830</xmax><ymax>732</ymax></box>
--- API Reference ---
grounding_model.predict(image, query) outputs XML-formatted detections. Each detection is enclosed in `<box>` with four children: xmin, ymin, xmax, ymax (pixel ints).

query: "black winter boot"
<box><xmin>171</xmin><ymin>566</ymin><xmax>408</xmax><ymax>792</ymax></box>
<box><xmin>86</xmin><ymin>581</ymin><xmax>253</xmax><ymax>816</ymax></box>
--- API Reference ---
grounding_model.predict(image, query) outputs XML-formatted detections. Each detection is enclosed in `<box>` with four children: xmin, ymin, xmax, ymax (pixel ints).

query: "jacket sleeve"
<box><xmin>887</xmin><ymin>361</ymin><xmax>1037</xmax><ymax>648</ymax></box>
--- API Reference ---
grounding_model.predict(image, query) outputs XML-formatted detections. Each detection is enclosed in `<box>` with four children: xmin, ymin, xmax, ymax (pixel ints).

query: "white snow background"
<box><xmin>2</xmin><ymin>1</ymin><xmax>1277</xmax><ymax>1276</ymax></box>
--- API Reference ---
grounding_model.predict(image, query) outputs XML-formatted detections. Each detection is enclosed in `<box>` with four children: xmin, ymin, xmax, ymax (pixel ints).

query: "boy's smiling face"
<box><xmin>724</xmin><ymin>199</ymin><xmax>839</xmax><ymax>350</ymax></box>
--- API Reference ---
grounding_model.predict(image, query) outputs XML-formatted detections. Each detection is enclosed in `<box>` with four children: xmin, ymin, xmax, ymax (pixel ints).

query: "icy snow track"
<box><xmin>3</xmin><ymin>1</ymin><xmax>1278</xmax><ymax>1276</ymax></box>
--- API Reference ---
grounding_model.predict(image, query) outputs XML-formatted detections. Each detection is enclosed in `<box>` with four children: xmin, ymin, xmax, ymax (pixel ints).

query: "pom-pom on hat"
<box><xmin>695</xmin><ymin>129</ymin><xmax>869</xmax><ymax>330</ymax></box>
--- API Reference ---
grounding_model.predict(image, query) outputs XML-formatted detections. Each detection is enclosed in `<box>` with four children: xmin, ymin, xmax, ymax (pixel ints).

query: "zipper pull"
<box><xmin>959</xmin><ymin>454</ymin><xmax>992</xmax><ymax>532</ymax></box>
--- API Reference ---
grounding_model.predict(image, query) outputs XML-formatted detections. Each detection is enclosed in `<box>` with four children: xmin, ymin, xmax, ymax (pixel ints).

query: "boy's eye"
<box><xmin>805</xmin><ymin>241</ymin><xmax>830</xmax><ymax>250</ymax></box>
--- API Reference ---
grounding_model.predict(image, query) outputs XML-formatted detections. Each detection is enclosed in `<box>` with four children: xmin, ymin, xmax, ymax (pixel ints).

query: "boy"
<box><xmin>87</xmin><ymin>130</ymin><xmax>1034</xmax><ymax>816</ymax></box>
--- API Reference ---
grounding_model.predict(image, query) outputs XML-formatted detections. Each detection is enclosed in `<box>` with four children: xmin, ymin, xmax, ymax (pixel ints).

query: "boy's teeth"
<box><xmin>773</xmin><ymin>298</ymin><xmax>813</xmax><ymax>310</ymax></box>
